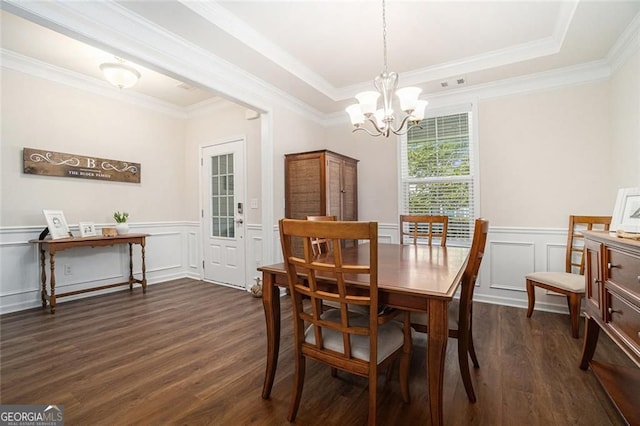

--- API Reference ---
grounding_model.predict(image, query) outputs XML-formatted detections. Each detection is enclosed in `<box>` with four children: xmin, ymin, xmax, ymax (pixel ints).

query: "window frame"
<box><xmin>397</xmin><ymin>101</ymin><xmax>480</xmax><ymax>246</ymax></box>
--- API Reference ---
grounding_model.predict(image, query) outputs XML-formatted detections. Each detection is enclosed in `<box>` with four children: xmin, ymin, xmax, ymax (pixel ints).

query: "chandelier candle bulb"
<box><xmin>410</xmin><ymin>100</ymin><xmax>429</xmax><ymax>122</ymax></box>
<box><xmin>345</xmin><ymin>104</ymin><xmax>365</xmax><ymax>125</ymax></box>
<box><xmin>396</xmin><ymin>87</ymin><xmax>422</xmax><ymax>112</ymax></box>
<box><xmin>355</xmin><ymin>91</ymin><xmax>380</xmax><ymax>115</ymax></box>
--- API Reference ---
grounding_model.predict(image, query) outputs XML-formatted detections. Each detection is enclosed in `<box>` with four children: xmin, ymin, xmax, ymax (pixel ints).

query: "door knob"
<box><xmin>235</xmin><ymin>218</ymin><xmax>244</xmax><ymax>224</ymax></box>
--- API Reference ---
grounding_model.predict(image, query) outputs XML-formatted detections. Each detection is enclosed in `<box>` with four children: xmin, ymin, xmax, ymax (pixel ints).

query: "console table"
<box><xmin>30</xmin><ymin>233</ymin><xmax>148</xmax><ymax>314</ymax></box>
<box><xmin>580</xmin><ymin>231</ymin><xmax>640</xmax><ymax>424</ymax></box>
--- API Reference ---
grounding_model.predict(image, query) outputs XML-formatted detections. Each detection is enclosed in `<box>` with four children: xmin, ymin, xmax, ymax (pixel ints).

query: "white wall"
<box><xmin>270</xmin><ymin>105</ymin><xmax>327</xmax><ymax>221</ymax></box>
<box><xmin>610</xmin><ymin>48</ymin><xmax>640</xmax><ymax>188</ymax></box>
<box><xmin>184</xmin><ymin>101</ymin><xmax>262</xmax><ymax>224</ymax></box>
<box><xmin>480</xmin><ymin>81</ymin><xmax>615</xmax><ymax>227</ymax></box>
<box><xmin>1</xmin><ymin>69</ymin><xmax>188</xmax><ymax>227</ymax></box>
<box><xmin>324</xmin><ymin>126</ymin><xmax>400</xmax><ymax>223</ymax></box>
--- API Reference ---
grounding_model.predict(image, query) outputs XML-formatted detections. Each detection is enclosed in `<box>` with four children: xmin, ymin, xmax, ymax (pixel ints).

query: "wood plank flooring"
<box><xmin>0</xmin><ymin>278</ymin><xmax>633</xmax><ymax>425</ymax></box>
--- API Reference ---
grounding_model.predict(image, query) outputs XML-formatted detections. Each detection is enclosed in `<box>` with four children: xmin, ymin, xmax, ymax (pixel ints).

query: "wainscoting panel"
<box><xmin>489</xmin><ymin>241</ymin><xmax>534</xmax><ymax>292</ymax></box>
<box><xmin>378</xmin><ymin>223</ymin><xmax>396</xmax><ymax>244</ymax></box>
<box><xmin>0</xmin><ymin>237</ymin><xmax>40</xmax><ymax>311</ymax></box>
<box><xmin>547</xmin><ymin>243</ymin><xmax>567</xmax><ymax>273</ymax></box>
<box><xmin>187</xmin><ymin>230</ymin><xmax>199</xmax><ymax>270</ymax></box>
<box><xmin>1</xmin><ymin>222</ymin><xmax>580</xmax><ymax>316</ymax></box>
<box><xmin>0</xmin><ymin>222</ymin><xmax>200</xmax><ymax>314</ymax></box>
<box><xmin>143</xmin><ymin>232</ymin><xmax>183</xmax><ymax>273</ymax></box>
<box><xmin>475</xmin><ymin>226</ymin><xmax>575</xmax><ymax>314</ymax></box>
<box><xmin>247</xmin><ymin>224</ymin><xmax>263</xmax><ymax>283</ymax></box>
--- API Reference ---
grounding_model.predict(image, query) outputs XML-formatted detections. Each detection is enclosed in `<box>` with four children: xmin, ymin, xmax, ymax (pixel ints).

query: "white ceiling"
<box><xmin>2</xmin><ymin>1</ymin><xmax>639</xmax><ymax>114</ymax></box>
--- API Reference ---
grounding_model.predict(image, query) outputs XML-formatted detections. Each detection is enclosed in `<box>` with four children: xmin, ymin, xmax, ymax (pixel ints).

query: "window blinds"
<box><xmin>400</xmin><ymin>110</ymin><xmax>476</xmax><ymax>245</ymax></box>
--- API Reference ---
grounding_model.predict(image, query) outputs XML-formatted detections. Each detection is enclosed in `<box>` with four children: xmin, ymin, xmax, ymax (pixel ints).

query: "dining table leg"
<box><xmin>427</xmin><ymin>298</ymin><xmax>449</xmax><ymax>426</ymax></box>
<box><xmin>261</xmin><ymin>271</ymin><xmax>281</xmax><ymax>399</ymax></box>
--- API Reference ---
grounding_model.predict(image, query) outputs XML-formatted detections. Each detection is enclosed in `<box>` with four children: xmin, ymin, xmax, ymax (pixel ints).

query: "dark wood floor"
<box><xmin>0</xmin><ymin>278</ymin><xmax>632</xmax><ymax>425</ymax></box>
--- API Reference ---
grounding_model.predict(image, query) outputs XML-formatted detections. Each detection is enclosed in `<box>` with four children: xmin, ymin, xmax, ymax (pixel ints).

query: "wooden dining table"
<box><xmin>258</xmin><ymin>242</ymin><xmax>470</xmax><ymax>426</ymax></box>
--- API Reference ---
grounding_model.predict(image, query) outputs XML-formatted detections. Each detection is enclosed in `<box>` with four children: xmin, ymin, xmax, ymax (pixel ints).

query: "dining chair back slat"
<box><xmin>400</xmin><ymin>215</ymin><xmax>448</xmax><ymax>246</ymax></box>
<box><xmin>306</xmin><ymin>215</ymin><xmax>337</xmax><ymax>256</ymax></box>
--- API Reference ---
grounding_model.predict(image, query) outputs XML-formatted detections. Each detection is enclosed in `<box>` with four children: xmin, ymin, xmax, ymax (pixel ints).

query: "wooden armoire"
<box><xmin>285</xmin><ymin>150</ymin><xmax>358</xmax><ymax>223</ymax></box>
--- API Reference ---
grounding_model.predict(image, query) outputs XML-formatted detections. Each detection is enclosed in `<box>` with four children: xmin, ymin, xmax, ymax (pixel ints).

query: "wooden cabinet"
<box><xmin>580</xmin><ymin>231</ymin><xmax>640</xmax><ymax>424</ymax></box>
<box><xmin>285</xmin><ymin>150</ymin><xmax>358</xmax><ymax>221</ymax></box>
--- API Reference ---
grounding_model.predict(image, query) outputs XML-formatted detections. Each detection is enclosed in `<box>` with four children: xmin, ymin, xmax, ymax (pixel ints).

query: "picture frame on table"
<box><xmin>42</xmin><ymin>209</ymin><xmax>72</xmax><ymax>239</ymax></box>
<box><xmin>79</xmin><ymin>222</ymin><xmax>97</xmax><ymax>237</ymax></box>
<box><xmin>611</xmin><ymin>187</ymin><xmax>640</xmax><ymax>233</ymax></box>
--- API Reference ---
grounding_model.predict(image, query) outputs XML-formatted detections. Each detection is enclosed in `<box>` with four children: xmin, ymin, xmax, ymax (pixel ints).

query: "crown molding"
<box><xmin>1</xmin><ymin>48</ymin><xmax>188</xmax><ymax>118</ymax></box>
<box><xmin>2</xmin><ymin>0</ymin><xmax>325</xmax><ymax>125</ymax></box>
<box><xmin>190</xmin><ymin>0</ymin><xmax>578</xmax><ymax>102</ymax></box>
<box><xmin>435</xmin><ymin>60</ymin><xmax>611</xmax><ymax>103</ymax></box>
<box><xmin>607</xmin><ymin>10</ymin><xmax>640</xmax><ymax>73</ymax></box>
<box><xmin>324</xmin><ymin>59</ymin><xmax>611</xmax><ymax>127</ymax></box>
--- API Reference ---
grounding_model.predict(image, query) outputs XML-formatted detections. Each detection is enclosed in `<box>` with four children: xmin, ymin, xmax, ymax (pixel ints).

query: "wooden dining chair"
<box><xmin>279</xmin><ymin>219</ymin><xmax>412</xmax><ymax>425</ymax></box>
<box><xmin>410</xmin><ymin>218</ymin><xmax>489</xmax><ymax>403</ymax></box>
<box><xmin>526</xmin><ymin>215</ymin><xmax>611</xmax><ymax>338</ymax></box>
<box><xmin>400</xmin><ymin>214</ymin><xmax>448</xmax><ymax>246</ymax></box>
<box><xmin>305</xmin><ymin>215</ymin><xmax>336</xmax><ymax>256</ymax></box>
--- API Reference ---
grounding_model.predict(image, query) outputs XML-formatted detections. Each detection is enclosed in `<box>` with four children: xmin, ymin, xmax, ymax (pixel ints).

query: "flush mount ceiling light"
<box><xmin>99</xmin><ymin>58</ymin><xmax>141</xmax><ymax>89</ymax></box>
<box><xmin>345</xmin><ymin>0</ymin><xmax>427</xmax><ymax>137</ymax></box>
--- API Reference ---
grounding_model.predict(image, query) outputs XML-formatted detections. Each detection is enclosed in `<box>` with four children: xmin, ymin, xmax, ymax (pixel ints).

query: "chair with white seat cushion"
<box><xmin>526</xmin><ymin>215</ymin><xmax>611</xmax><ymax>338</ymax></box>
<box><xmin>279</xmin><ymin>218</ymin><xmax>411</xmax><ymax>425</ymax></box>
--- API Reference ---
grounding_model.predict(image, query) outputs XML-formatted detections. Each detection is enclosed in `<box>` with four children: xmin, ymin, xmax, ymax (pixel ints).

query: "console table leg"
<box><xmin>141</xmin><ymin>241</ymin><xmax>147</xmax><ymax>293</ymax></box>
<box><xmin>49</xmin><ymin>250</ymin><xmax>56</xmax><ymax>314</ymax></box>
<box><xmin>128</xmin><ymin>242</ymin><xmax>134</xmax><ymax>291</ymax></box>
<box><xmin>39</xmin><ymin>248</ymin><xmax>47</xmax><ymax>309</ymax></box>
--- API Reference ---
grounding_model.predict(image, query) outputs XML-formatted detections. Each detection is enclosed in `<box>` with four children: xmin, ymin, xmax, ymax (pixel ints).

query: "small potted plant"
<box><xmin>113</xmin><ymin>211</ymin><xmax>129</xmax><ymax>235</ymax></box>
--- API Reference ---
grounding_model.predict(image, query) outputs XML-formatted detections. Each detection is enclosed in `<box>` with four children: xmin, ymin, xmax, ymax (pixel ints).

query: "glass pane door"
<box><xmin>211</xmin><ymin>153</ymin><xmax>234</xmax><ymax>238</ymax></box>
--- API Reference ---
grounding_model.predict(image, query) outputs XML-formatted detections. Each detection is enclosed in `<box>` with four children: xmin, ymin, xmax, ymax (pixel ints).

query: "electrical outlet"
<box><xmin>64</xmin><ymin>265</ymin><xmax>72</xmax><ymax>275</ymax></box>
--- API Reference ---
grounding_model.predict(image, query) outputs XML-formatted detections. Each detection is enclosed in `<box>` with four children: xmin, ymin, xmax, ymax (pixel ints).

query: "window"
<box><xmin>400</xmin><ymin>104</ymin><xmax>478</xmax><ymax>245</ymax></box>
<box><xmin>210</xmin><ymin>153</ymin><xmax>235</xmax><ymax>238</ymax></box>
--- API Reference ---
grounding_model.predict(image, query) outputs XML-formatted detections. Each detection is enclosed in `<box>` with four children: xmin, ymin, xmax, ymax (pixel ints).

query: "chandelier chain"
<box><xmin>382</xmin><ymin>0</ymin><xmax>388</xmax><ymax>74</ymax></box>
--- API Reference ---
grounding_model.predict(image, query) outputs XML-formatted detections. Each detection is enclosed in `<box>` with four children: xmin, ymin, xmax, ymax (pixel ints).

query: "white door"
<box><xmin>201</xmin><ymin>140</ymin><xmax>246</xmax><ymax>289</ymax></box>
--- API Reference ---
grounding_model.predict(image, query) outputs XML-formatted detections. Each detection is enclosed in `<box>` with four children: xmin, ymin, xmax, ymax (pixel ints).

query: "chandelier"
<box><xmin>99</xmin><ymin>58</ymin><xmax>141</xmax><ymax>89</ymax></box>
<box><xmin>345</xmin><ymin>0</ymin><xmax>427</xmax><ymax>137</ymax></box>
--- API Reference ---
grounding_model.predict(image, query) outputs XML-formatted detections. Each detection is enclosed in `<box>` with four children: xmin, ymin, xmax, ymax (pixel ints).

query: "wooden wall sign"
<box><xmin>23</xmin><ymin>148</ymin><xmax>141</xmax><ymax>183</ymax></box>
